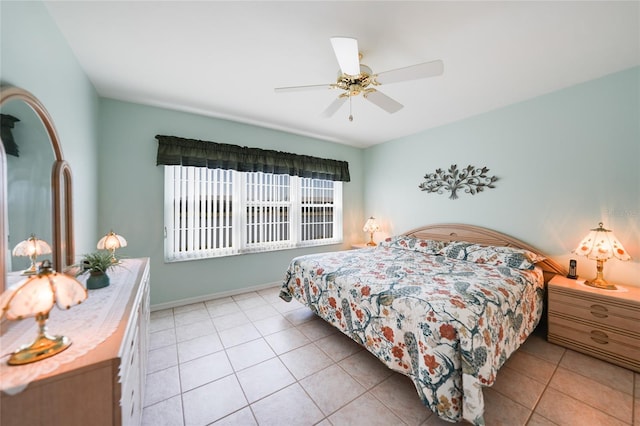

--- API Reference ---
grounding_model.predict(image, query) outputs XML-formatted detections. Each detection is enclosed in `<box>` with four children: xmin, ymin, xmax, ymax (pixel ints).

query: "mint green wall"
<box><xmin>3</xmin><ymin>1</ymin><xmax>637</xmax><ymax>305</ymax></box>
<box><xmin>0</xmin><ymin>1</ymin><xmax>99</xmax><ymax>255</ymax></box>
<box><xmin>364</xmin><ymin>67</ymin><xmax>640</xmax><ymax>287</ymax></box>
<box><xmin>1</xmin><ymin>0</ymin><xmax>364</xmax><ymax>306</ymax></box>
<box><xmin>98</xmin><ymin>99</ymin><xmax>364</xmax><ymax>305</ymax></box>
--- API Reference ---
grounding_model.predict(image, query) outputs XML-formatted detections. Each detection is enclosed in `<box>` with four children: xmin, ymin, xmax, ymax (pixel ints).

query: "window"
<box><xmin>164</xmin><ymin>166</ymin><xmax>342</xmax><ymax>261</ymax></box>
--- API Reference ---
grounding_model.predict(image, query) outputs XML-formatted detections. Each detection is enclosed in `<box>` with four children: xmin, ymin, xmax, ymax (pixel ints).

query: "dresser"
<box><xmin>0</xmin><ymin>258</ymin><xmax>151</xmax><ymax>426</ymax></box>
<box><xmin>547</xmin><ymin>274</ymin><xmax>640</xmax><ymax>372</ymax></box>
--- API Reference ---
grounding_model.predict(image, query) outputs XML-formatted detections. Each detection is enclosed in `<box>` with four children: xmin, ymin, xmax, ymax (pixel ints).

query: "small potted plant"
<box><xmin>78</xmin><ymin>251</ymin><xmax>119</xmax><ymax>289</ymax></box>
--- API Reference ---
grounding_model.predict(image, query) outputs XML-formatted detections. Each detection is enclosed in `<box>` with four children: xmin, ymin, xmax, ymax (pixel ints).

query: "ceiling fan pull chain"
<box><xmin>348</xmin><ymin>95</ymin><xmax>354</xmax><ymax>122</ymax></box>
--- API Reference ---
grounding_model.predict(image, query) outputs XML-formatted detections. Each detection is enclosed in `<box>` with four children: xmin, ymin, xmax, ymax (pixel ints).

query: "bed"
<box><xmin>279</xmin><ymin>224</ymin><xmax>565</xmax><ymax>425</ymax></box>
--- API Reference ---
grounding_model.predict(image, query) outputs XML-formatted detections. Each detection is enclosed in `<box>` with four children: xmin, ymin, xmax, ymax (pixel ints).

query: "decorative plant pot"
<box><xmin>86</xmin><ymin>271</ymin><xmax>110</xmax><ymax>290</ymax></box>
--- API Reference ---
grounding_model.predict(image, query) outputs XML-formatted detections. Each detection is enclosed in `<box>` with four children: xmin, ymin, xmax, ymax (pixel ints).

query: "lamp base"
<box><xmin>8</xmin><ymin>333</ymin><xmax>71</xmax><ymax>366</ymax></box>
<box><xmin>583</xmin><ymin>259</ymin><xmax>617</xmax><ymax>290</ymax></box>
<box><xmin>20</xmin><ymin>266</ymin><xmax>38</xmax><ymax>276</ymax></box>
<box><xmin>21</xmin><ymin>256</ymin><xmax>39</xmax><ymax>275</ymax></box>
<box><xmin>366</xmin><ymin>232</ymin><xmax>376</xmax><ymax>246</ymax></box>
<box><xmin>584</xmin><ymin>278</ymin><xmax>617</xmax><ymax>291</ymax></box>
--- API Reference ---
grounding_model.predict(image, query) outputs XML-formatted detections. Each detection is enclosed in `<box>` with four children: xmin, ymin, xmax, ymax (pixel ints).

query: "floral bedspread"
<box><xmin>279</xmin><ymin>244</ymin><xmax>544</xmax><ymax>424</ymax></box>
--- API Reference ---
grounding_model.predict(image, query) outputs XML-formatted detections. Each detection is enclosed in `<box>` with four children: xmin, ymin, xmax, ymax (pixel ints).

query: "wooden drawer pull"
<box><xmin>590</xmin><ymin>330</ymin><xmax>609</xmax><ymax>345</ymax></box>
<box><xmin>589</xmin><ymin>304</ymin><xmax>608</xmax><ymax>318</ymax></box>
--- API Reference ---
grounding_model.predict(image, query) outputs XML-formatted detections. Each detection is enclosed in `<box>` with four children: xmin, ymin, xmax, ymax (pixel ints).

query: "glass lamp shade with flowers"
<box><xmin>573</xmin><ymin>222</ymin><xmax>631</xmax><ymax>290</ymax></box>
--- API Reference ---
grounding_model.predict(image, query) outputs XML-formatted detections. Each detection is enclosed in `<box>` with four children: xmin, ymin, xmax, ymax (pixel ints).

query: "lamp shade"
<box><xmin>362</xmin><ymin>217</ymin><xmax>380</xmax><ymax>233</ymax></box>
<box><xmin>97</xmin><ymin>230</ymin><xmax>127</xmax><ymax>251</ymax></box>
<box><xmin>573</xmin><ymin>222</ymin><xmax>631</xmax><ymax>261</ymax></box>
<box><xmin>12</xmin><ymin>234</ymin><xmax>52</xmax><ymax>258</ymax></box>
<box><xmin>12</xmin><ymin>234</ymin><xmax>53</xmax><ymax>275</ymax></box>
<box><xmin>0</xmin><ymin>261</ymin><xmax>87</xmax><ymax>321</ymax></box>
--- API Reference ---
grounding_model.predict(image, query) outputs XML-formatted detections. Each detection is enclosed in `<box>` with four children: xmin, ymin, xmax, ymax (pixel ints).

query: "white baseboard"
<box><xmin>150</xmin><ymin>281</ymin><xmax>282</xmax><ymax>312</ymax></box>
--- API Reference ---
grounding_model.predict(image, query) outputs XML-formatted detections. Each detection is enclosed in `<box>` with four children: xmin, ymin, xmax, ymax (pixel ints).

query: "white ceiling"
<box><xmin>44</xmin><ymin>1</ymin><xmax>639</xmax><ymax>148</ymax></box>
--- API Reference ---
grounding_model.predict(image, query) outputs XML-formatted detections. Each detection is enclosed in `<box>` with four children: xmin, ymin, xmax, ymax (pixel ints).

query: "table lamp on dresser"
<box><xmin>0</xmin><ymin>260</ymin><xmax>87</xmax><ymax>365</ymax></box>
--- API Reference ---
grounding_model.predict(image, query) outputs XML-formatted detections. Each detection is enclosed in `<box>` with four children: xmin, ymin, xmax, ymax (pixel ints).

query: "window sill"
<box><xmin>164</xmin><ymin>239</ymin><xmax>344</xmax><ymax>263</ymax></box>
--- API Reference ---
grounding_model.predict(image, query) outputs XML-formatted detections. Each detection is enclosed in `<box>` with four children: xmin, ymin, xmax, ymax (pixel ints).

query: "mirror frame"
<box><xmin>0</xmin><ymin>86</ymin><xmax>74</xmax><ymax>291</ymax></box>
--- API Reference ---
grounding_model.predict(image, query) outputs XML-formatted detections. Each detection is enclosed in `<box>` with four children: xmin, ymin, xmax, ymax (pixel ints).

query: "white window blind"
<box><xmin>245</xmin><ymin>172</ymin><xmax>291</xmax><ymax>250</ymax></box>
<box><xmin>300</xmin><ymin>178</ymin><xmax>339</xmax><ymax>242</ymax></box>
<box><xmin>164</xmin><ymin>167</ymin><xmax>238</xmax><ymax>260</ymax></box>
<box><xmin>164</xmin><ymin>166</ymin><xmax>342</xmax><ymax>261</ymax></box>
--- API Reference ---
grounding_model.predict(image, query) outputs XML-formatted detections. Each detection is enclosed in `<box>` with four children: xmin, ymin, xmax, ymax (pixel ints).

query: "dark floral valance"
<box><xmin>155</xmin><ymin>135</ymin><xmax>350</xmax><ymax>182</ymax></box>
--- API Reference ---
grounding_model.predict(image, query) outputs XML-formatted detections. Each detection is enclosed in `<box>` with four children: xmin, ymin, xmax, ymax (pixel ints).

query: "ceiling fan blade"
<box><xmin>330</xmin><ymin>37</ymin><xmax>360</xmax><ymax>76</ymax></box>
<box><xmin>274</xmin><ymin>83</ymin><xmax>335</xmax><ymax>93</ymax></box>
<box><xmin>363</xmin><ymin>90</ymin><xmax>403</xmax><ymax>114</ymax></box>
<box><xmin>375</xmin><ymin>60</ymin><xmax>444</xmax><ymax>85</ymax></box>
<box><xmin>321</xmin><ymin>96</ymin><xmax>347</xmax><ymax>118</ymax></box>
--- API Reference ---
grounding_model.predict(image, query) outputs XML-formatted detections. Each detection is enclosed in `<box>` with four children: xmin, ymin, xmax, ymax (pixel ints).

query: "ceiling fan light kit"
<box><xmin>335</xmin><ymin>64</ymin><xmax>375</xmax><ymax>97</ymax></box>
<box><xmin>275</xmin><ymin>36</ymin><xmax>444</xmax><ymax>121</ymax></box>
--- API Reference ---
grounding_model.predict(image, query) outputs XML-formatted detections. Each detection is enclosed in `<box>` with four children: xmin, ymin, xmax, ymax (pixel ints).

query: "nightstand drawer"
<box><xmin>548</xmin><ymin>293</ymin><xmax>639</xmax><ymax>331</ymax></box>
<box><xmin>549</xmin><ymin>315</ymin><xmax>640</xmax><ymax>362</ymax></box>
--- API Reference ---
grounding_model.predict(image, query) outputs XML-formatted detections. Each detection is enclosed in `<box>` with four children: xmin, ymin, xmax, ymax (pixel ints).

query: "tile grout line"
<box><xmin>170</xmin><ymin>306</ymin><xmax>187</xmax><ymax>426</ymax></box>
<box><xmin>146</xmin><ymin>290</ymin><xmax>636</xmax><ymax>426</ymax></box>
<box><xmin>553</xmin><ymin>354</ymin><xmax>635</xmax><ymax>424</ymax></box>
<box><xmin>271</xmin><ymin>338</ymin><xmax>330</xmax><ymax>424</ymax></box>
<box><xmin>156</xmin><ymin>300</ymin><xmax>524</xmax><ymax>424</ymax></box>
<box><xmin>529</xmin><ymin>347</ymin><xmax>634</xmax><ymax>425</ymax></box>
<box><xmin>179</xmin><ymin>295</ymin><xmax>324</xmax><ymax>425</ymax></box>
<box><xmin>523</xmin><ymin>345</ymin><xmax>565</xmax><ymax>426</ymax></box>
<box><xmin>513</xmin><ymin>335</ymin><xmax>637</xmax><ymax>425</ymax></box>
<box><xmin>151</xmin><ymin>300</ymin><xmax>530</xmax><ymax>425</ymax></box>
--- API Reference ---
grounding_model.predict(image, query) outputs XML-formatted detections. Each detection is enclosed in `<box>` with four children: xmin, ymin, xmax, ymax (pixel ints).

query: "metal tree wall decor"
<box><xmin>419</xmin><ymin>164</ymin><xmax>498</xmax><ymax>200</ymax></box>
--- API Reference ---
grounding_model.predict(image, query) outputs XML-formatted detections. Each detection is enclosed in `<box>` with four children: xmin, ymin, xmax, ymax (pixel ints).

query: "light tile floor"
<box><xmin>143</xmin><ymin>286</ymin><xmax>639</xmax><ymax>426</ymax></box>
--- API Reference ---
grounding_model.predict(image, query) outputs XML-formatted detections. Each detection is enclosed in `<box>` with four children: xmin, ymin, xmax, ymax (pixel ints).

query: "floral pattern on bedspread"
<box><xmin>279</xmin><ymin>246</ymin><xmax>544</xmax><ymax>425</ymax></box>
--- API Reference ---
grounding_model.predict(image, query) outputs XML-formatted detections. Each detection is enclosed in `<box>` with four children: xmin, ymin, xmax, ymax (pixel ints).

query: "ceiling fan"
<box><xmin>275</xmin><ymin>37</ymin><xmax>444</xmax><ymax>121</ymax></box>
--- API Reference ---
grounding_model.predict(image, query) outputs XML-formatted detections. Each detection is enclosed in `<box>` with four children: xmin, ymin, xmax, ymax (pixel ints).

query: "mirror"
<box><xmin>4</xmin><ymin>101</ymin><xmax>53</xmax><ymax>272</ymax></box>
<box><xmin>0</xmin><ymin>86</ymin><xmax>74</xmax><ymax>292</ymax></box>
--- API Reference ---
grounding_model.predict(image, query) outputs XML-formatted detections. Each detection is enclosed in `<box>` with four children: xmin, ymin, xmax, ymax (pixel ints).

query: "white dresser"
<box><xmin>0</xmin><ymin>258</ymin><xmax>151</xmax><ymax>426</ymax></box>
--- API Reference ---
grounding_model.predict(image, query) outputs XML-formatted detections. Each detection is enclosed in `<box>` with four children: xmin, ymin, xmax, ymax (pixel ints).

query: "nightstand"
<box><xmin>547</xmin><ymin>275</ymin><xmax>640</xmax><ymax>372</ymax></box>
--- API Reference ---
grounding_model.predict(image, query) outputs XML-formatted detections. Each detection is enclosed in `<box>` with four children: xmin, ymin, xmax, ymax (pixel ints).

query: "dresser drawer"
<box><xmin>548</xmin><ymin>314</ymin><xmax>640</xmax><ymax>362</ymax></box>
<box><xmin>119</xmin><ymin>308</ymin><xmax>140</xmax><ymax>383</ymax></box>
<box><xmin>119</xmin><ymin>281</ymin><xmax>144</xmax><ymax>426</ymax></box>
<box><xmin>548</xmin><ymin>293</ymin><xmax>639</xmax><ymax>333</ymax></box>
<box><xmin>121</xmin><ymin>347</ymin><xmax>141</xmax><ymax>426</ymax></box>
<box><xmin>549</xmin><ymin>289</ymin><xmax>640</xmax><ymax>319</ymax></box>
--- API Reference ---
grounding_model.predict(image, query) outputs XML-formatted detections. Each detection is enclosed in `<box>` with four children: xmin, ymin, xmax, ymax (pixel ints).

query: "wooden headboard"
<box><xmin>403</xmin><ymin>223</ymin><xmax>567</xmax><ymax>281</ymax></box>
